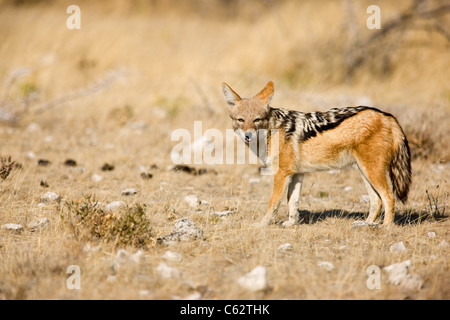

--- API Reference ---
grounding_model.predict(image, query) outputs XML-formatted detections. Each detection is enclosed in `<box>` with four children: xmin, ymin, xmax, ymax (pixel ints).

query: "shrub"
<box><xmin>60</xmin><ymin>196</ymin><xmax>153</xmax><ymax>248</ymax></box>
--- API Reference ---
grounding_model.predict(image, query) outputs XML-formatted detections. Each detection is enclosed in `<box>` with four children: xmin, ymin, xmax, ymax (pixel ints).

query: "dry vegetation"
<box><xmin>0</xmin><ymin>0</ymin><xmax>449</xmax><ymax>300</ymax></box>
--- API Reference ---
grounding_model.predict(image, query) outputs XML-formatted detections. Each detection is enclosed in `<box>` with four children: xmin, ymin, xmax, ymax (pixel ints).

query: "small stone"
<box><xmin>383</xmin><ymin>260</ymin><xmax>411</xmax><ymax>286</ymax></box>
<box><xmin>112</xmin><ymin>249</ymin><xmax>143</xmax><ymax>273</ymax></box>
<box><xmin>27</xmin><ymin>217</ymin><xmax>50</xmax><ymax>232</ymax></box>
<box><xmin>184</xmin><ymin>195</ymin><xmax>200</xmax><ymax>208</ymax></box>
<box><xmin>350</xmin><ymin>221</ymin><xmax>379</xmax><ymax>229</ymax></box>
<box><xmin>237</xmin><ymin>266</ymin><xmax>267</xmax><ymax>291</ymax></box>
<box><xmin>344</xmin><ymin>186</ymin><xmax>353</xmax><ymax>192</ymax></box>
<box><xmin>427</xmin><ymin>232</ymin><xmax>436</xmax><ymax>238</ymax></box>
<box><xmin>317</xmin><ymin>261</ymin><xmax>335</xmax><ymax>271</ymax></box>
<box><xmin>157</xmin><ymin>263</ymin><xmax>181</xmax><ymax>280</ymax></box>
<box><xmin>40</xmin><ymin>192</ymin><xmax>61</xmax><ymax>203</ymax></box>
<box><xmin>210</xmin><ymin>210</ymin><xmax>233</xmax><ymax>217</ymax></box>
<box><xmin>38</xmin><ymin>159</ymin><xmax>51</xmax><ymax>166</ymax></box>
<box><xmin>105</xmin><ymin>201</ymin><xmax>126</xmax><ymax>212</ymax></box>
<box><xmin>140</xmin><ymin>172</ymin><xmax>153</xmax><ymax>179</ymax></box>
<box><xmin>157</xmin><ymin>218</ymin><xmax>204</xmax><ymax>244</ymax></box>
<box><xmin>121</xmin><ymin>188</ymin><xmax>138</xmax><ymax>196</ymax></box>
<box><xmin>438</xmin><ymin>240</ymin><xmax>449</xmax><ymax>249</ymax></box>
<box><xmin>277</xmin><ymin>243</ymin><xmax>293</xmax><ymax>252</ymax></box>
<box><xmin>163</xmin><ymin>250</ymin><xmax>183</xmax><ymax>263</ymax></box>
<box><xmin>401</xmin><ymin>274</ymin><xmax>424</xmax><ymax>291</ymax></box>
<box><xmin>390</xmin><ymin>241</ymin><xmax>407</xmax><ymax>253</ymax></box>
<box><xmin>64</xmin><ymin>159</ymin><xmax>77</xmax><ymax>167</ymax></box>
<box><xmin>91</xmin><ymin>174</ymin><xmax>103</xmax><ymax>182</ymax></box>
<box><xmin>1</xmin><ymin>223</ymin><xmax>24</xmax><ymax>232</ymax></box>
<box><xmin>183</xmin><ymin>292</ymin><xmax>202</xmax><ymax>300</ymax></box>
<box><xmin>101</xmin><ymin>163</ymin><xmax>114</xmax><ymax>171</ymax></box>
<box><xmin>249</xmin><ymin>178</ymin><xmax>260</xmax><ymax>184</ymax></box>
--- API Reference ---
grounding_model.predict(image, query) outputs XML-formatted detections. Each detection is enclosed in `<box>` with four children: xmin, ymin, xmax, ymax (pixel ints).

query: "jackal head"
<box><xmin>222</xmin><ymin>81</ymin><xmax>274</xmax><ymax>143</ymax></box>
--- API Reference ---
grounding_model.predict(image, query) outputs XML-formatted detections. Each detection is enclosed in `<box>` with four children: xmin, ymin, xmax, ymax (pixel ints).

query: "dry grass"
<box><xmin>0</xmin><ymin>0</ymin><xmax>449</xmax><ymax>300</ymax></box>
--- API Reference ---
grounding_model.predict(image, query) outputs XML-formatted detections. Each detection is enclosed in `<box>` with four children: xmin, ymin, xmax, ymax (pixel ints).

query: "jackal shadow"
<box><xmin>288</xmin><ymin>209</ymin><xmax>446</xmax><ymax>226</ymax></box>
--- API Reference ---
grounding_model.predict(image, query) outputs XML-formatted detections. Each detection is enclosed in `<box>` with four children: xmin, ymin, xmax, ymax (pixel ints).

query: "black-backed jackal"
<box><xmin>222</xmin><ymin>81</ymin><xmax>411</xmax><ymax>226</ymax></box>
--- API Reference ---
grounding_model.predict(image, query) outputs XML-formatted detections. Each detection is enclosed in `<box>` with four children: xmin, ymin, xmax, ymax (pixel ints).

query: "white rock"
<box><xmin>237</xmin><ymin>266</ymin><xmax>267</xmax><ymax>291</ymax></box>
<box><xmin>317</xmin><ymin>261</ymin><xmax>335</xmax><ymax>271</ymax></box>
<box><xmin>83</xmin><ymin>243</ymin><xmax>101</xmax><ymax>253</ymax></box>
<box><xmin>390</xmin><ymin>241</ymin><xmax>407</xmax><ymax>253</ymax></box>
<box><xmin>184</xmin><ymin>195</ymin><xmax>200</xmax><ymax>208</ymax></box>
<box><xmin>383</xmin><ymin>260</ymin><xmax>423</xmax><ymax>290</ymax></box>
<box><xmin>163</xmin><ymin>250</ymin><xmax>183</xmax><ymax>263</ymax></box>
<box><xmin>1</xmin><ymin>223</ymin><xmax>24</xmax><ymax>232</ymax></box>
<box><xmin>277</xmin><ymin>243</ymin><xmax>293</xmax><ymax>252</ymax></box>
<box><xmin>438</xmin><ymin>240</ymin><xmax>449</xmax><ymax>249</ymax></box>
<box><xmin>121</xmin><ymin>188</ymin><xmax>138</xmax><ymax>196</ymax></box>
<box><xmin>40</xmin><ymin>192</ymin><xmax>61</xmax><ymax>203</ymax></box>
<box><xmin>401</xmin><ymin>274</ymin><xmax>424</xmax><ymax>291</ymax></box>
<box><xmin>27</xmin><ymin>217</ymin><xmax>50</xmax><ymax>232</ymax></box>
<box><xmin>183</xmin><ymin>292</ymin><xmax>202</xmax><ymax>300</ymax></box>
<box><xmin>105</xmin><ymin>201</ymin><xmax>126</xmax><ymax>212</ymax></box>
<box><xmin>210</xmin><ymin>210</ymin><xmax>233</xmax><ymax>217</ymax></box>
<box><xmin>427</xmin><ymin>232</ymin><xmax>436</xmax><ymax>238</ymax></box>
<box><xmin>112</xmin><ymin>249</ymin><xmax>143</xmax><ymax>273</ymax></box>
<box><xmin>158</xmin><ymin>218</ymin><xmax>204</xmax><ymax>244</ymax></box>
<box><xmin>91</xmin><ymin>174</ymin><xmax>103</xmax><ymax>182</ymax></box>
<box><xmin>27</xmin><ymin>151</ymin><xmax>36</xmax><ymax>159</ymax></box>
<box><xmin>350</xmin><ymin>221</ymin><xmax>379</xmax><ymax>229</ymax></box>
<box><xmin>344</xmin><ymin>186</ymin><xmax>353</xmax><ymax>192</ymax></box>
<box><xmin>27</xmin><ymin>122</ymin><xmax>40</xmax><ymax>132</ymax></box>
<box><xmin>157</xmin><ymin>263</ymin><xmax>181</xmax><ymax>280</ymax></box>
<box><xmin>383</xmin><ymin>260</ymin><xmax>411</xmax><ymax>286</ymax></box>
<box><xmin>248</xmin><ymin>178</ymin><xmax>260</xmax><ymax>184</ymax></box>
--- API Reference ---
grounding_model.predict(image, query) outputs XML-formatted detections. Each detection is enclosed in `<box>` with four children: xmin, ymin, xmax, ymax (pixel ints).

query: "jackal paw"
<box><xmin>252</xmin><ymin>219</ymin><xmax>271</xmax><ymax>228</ymax></box>
<box><xmin>282</xmin><ymin>220</ymin><xmax>296</xmax><ymax>228</ymax></box>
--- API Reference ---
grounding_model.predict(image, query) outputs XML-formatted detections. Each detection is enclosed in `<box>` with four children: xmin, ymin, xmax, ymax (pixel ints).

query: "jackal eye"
<box><xmin>237</xmin><ymin>118</ymin><xmax>244</xmax><ymax>123</ymax></box>
<box><xmin>254</xmin><ymin>118</ymin><xmax>261</xmax><ymax>123</ymax></box>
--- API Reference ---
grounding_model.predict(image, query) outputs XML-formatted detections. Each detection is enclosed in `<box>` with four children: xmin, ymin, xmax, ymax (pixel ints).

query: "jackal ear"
<box><xmin>255</xmin><ymin>81</ymin><xmax>274</xmax><ymax>107</ymax></box>
<box><xmin>222</xmin><ymin>82</ymin><xmax>241</xmax><ymax>108</ymax></box>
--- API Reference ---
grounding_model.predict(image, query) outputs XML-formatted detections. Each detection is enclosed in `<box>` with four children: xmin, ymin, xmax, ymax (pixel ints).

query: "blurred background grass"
<box><xmin>0</xmin><ymin>0</ymin><xmax>449</xmax><ymax>161</ymax></box>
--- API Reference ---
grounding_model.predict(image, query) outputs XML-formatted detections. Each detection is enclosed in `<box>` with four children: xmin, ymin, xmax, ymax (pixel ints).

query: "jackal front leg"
<box><xmin>282</xmin><ymin>173</ymin><xmax>304</xmax><ymax>227</ymax></box>
<box><xmin>257</xmin><ymin>170</ymin><xmax>289</xmax><ymax>227</ymax></box>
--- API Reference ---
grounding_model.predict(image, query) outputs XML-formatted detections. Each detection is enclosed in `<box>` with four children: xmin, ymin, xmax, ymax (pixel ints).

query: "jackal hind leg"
<box><xmin>358</xmin><ymin>160</ymin><xmax>395</xmax><ymax>225</ymax></box>
<box><xmin>360</xmin><ymin>172</ymin><xmax>382</xmax><ymax>223</ymax></box>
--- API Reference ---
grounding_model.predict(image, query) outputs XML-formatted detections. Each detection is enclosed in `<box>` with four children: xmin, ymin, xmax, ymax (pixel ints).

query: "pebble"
<box><xmin>277</xmin><ymin>243</ymin><xmax>293</xmax><ymax>252</ymax></box>
<box><xmin>184</xmin><ymin>195</ymin><xmax>200</xmax><ymax>208</ymax></box>
<box><xmin>162</xmin><ymin>250</ymin><xmax>183</xmax><ymax>263</ymax></box>
<box><xmin>317</xmin><ymin>261</ymin><xmax>335</xmax><ymax>271</ymax></box>
<box><xmin>1</xmin><ymin>223</ymin><xmax>24</xmax><ymax>232</ymax></box>
<box><xmin>27</xmin><ymin>217</ymin><xmax>50</xmax><ymax>232</ymax></box>
<box><xmin>105</xmin><ymin>201</ymin><xmax>126</xmax><ymax>212</ymax></box>
<box><xmin>121</xmin><ymin>188</ymin><xmax>138</xmax><ymax>196</ymax></box>
<box><xmin>390</xmin><ymin>241</ymin><xmax>407</xmax><ymax>253</ymax></box>
<box><xmin>383</xmin><ymin>260</ymin><xmax>423</xmax><ymax>290</ymax></box>
<box><xmin>158</xmin><ymin>218</ymin><xmax>204</xmax><ymax>244</ymax></box>
<box><xmin>237</xmin><ymin>266</ymin><xmax>267</xmax><ymax>291</ymax></box>
<box><xmin>157</xmin><ymin>263</ymin><xmax>181</xmax><ymax>280</ymax></box>
<box><xmin>40</xmin><ymin>192</ymin><xmax>61</xmax><ymax>203</ymax></box>
<box><xmin>438</xmin><ymin>240</ymin><xmax>449</xmax><ymax>249</ymax></box>
<box><xmin>91</xmin><ymin>174</ymin><xmax>103</xmax><ymax>182</ymax></box>
<box><xmin>210</xmin><ymin>210</ymin><xmax>233</xmax><ymax>217</ymax></box>
<box><xmin>350</xmin><ymin>221</ymin><xmax>379</xmax><ymax>229</ymax></box>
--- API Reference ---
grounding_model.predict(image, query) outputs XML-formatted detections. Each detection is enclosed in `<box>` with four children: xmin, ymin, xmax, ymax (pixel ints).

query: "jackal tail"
<box><xmin>389</xmin><ymin>135</ymin><xmax>411</xmax><ymax>204</ymax></box>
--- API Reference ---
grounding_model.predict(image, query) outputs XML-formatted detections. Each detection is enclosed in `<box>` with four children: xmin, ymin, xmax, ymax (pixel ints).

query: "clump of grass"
<box><xmin>425</xmin><ymin>185</ymin><xmax>448</xmax><ymax>221</ymax></box>
<box><xmin>0</xmin><ymin>156</ymin><xmax>16</xmax><ymax>180</ymax></box>
<box><xmin>60</xmin><ymin>196</ymin><xmax>153</xmax><ymax>248</ymax></box>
